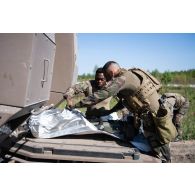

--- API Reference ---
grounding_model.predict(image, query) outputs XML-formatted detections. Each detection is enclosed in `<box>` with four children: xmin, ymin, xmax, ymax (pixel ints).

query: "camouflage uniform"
<box><xmin>75</xmin><ymin>68</ymin><xmax>177</xmax><ymax>162</ymax></box>
<box><xmin>160</xmin><ymin>93</ymin><xmax>189</xmax><ymax>139</ymax></box>
<box><xmin>64</xmin><ymin>80</ymin><xmax>112</xmax><ymax>119</ymax></box>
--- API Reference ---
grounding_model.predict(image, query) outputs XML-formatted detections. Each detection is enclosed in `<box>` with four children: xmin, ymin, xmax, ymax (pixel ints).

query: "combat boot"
<box><xmin>153</xmin><ymin>143</ymin><xmax>171</xmax><ymax>163</ymax></box>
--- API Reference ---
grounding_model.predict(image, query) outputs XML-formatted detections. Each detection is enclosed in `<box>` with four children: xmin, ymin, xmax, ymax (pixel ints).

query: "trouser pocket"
<box><xmin>152</xmin><ymin>107</ymin><xmax>177</xmax><ymax>144</ymax></box>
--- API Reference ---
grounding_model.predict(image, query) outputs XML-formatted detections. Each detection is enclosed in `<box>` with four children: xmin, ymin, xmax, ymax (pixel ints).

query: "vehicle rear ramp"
<box><xmin>1</xmin><ymin>134</ymin><xmax>160</xmax><ymax>163</ymax></box>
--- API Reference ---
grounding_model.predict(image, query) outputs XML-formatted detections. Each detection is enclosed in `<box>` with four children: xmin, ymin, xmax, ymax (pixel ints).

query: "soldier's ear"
<box><xmin>108</xmin><ymin>71</ymin><xmax>114</xmax><ymax>80</ymax></box>
<box><xmin>111</xmin><ymin>70</ymin><xmax>117</xmax><ymax>78</ymax></box>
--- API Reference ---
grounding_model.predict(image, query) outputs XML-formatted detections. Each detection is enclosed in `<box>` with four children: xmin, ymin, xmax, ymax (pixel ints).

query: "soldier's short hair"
<box><xmin>96</xmin><ymin>67</ymin><xmax>104</xmax><ymax>74</ymax></box>
<box><xmin>103</xmin><ymin>61</ymin><xmax>120</xmax><ymax>71</ymax></box>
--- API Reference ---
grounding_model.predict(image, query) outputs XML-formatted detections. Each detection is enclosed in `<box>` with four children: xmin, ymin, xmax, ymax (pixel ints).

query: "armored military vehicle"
<box><xmin>0</xmin><ymin>33</ymin><xmax>159</xmax><ymax>163</ymax></box>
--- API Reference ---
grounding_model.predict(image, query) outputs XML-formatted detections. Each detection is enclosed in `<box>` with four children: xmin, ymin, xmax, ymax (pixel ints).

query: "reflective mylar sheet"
<box><xmin>28</xmin><ymin>108</ymin><xmax>151</xmax><ymax>152</ymax></box>
<box><xmin>28</xmin><ymin>109</ymin><xmax>100</xmax><ymax>138</ymax></box>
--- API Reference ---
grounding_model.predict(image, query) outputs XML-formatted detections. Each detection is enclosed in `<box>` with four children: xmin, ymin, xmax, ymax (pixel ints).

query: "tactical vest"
<box><xmin>119</xmin><ymin>69</ymin><xmax>177</xmax><ymax>146</ymax></box>
<box><xmin>121</xmin><ymin>68</ymin><xmax>162</xmax><ymax>114</ymax></box>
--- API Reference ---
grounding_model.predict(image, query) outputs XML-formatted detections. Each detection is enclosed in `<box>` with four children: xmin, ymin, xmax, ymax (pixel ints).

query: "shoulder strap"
<box><xmin>129</xmin><ymin>68</ymin><xmax>162</xmax><ymax>90</ymax></box>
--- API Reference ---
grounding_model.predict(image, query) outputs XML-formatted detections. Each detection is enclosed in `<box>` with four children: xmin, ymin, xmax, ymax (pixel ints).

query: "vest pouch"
<box><xmin>152</xmin><ymin>107</ymin><xmax>177</xmax><ymax>144</ymax></box>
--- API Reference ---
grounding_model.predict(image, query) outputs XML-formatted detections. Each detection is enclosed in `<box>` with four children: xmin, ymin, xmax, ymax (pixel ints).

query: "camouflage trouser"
<box><xmin>173</xmin><ymin>114</ymin><xmax>184</xmax><ymax>137</ymax></box>
<box><xmin>162</xmin><ymin>95</ymin><xmax>190</xmax><ymax>138</ymax></box>
<box><xmin>173</xmin><ymin>98</ymin><xmax>189</xmax><ymax>137</ymax></box>
<box><xmin>141</xmin><ymin>107</ymin><xmax>177</xmax><ymax>162</ymax></box>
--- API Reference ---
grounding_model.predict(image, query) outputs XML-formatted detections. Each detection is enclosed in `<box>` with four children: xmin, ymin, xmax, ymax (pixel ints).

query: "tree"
<box><xmin>93</xmin><ymin>65</ymin><xmax>99</xmax><ymax>75</ymax></box>
<box><xmin>161</xmin><ymin>71</ymin><xmax>172</xmax><ymax>85</ymax></box>
<box><xmin>151</xmin><ymin>69</ymin><xmax>161</xmax><ymax>81</ymax></box>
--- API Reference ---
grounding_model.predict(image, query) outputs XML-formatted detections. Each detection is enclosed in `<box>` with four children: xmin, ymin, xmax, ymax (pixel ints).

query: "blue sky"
<box><xmin>77</xmin><ymin>33</ymin><xmax>195</xmax><ymax>75</ymax></box>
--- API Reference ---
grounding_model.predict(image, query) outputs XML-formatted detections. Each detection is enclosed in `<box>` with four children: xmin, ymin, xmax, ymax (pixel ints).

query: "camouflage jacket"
<box><xmin>161</xmin><ymin>93</ymin><xmax>189</xmax><ymax>116</ymax></box>
<box><xmin>65</xmin><ymin>80</ymin><xmax>94</xmax><ymax>99</ymax></box>
<box><xmin>64</xmin><ymin>80</ymin><xmax>112</xmax><ymax>118</ymax></box>
<box><xmin>75</xmin><ymin>68</ymin><xmax>161</xmax><ymax>114</ymax></box>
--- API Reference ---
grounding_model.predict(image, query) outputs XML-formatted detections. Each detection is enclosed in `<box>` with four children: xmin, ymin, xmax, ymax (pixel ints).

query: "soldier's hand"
<box><xmin>63</xmin><ymin>94</ymin><xmax>68</xmax><ymax>99</ymax></box>
<box><xmin>66</xmin><ymin>98</ymin><xmax>74</xmax><ymax>110</ymax></box>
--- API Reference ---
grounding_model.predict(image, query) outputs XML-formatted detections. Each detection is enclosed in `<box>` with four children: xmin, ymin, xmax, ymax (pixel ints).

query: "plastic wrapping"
<box><xmin>28</xmin><ymin>108</ymin><xmax>99</xmax><ymax>138</ymax></box>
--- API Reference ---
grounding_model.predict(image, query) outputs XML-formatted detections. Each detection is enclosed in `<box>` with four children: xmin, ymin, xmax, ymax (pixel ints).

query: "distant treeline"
<box><xmin>151</xmin><ymin>69</ymin><xmax>195</xmax><ymax>85</ymax></box>
<box><xmin>78</xmin><ymin>69</ymin><xmax>195</xmax><ymax>84</ymax></box>
<box><xmin>78</xmin><ymin>73</ymin><xmax>95</xmax><ymax>82</ymax></box>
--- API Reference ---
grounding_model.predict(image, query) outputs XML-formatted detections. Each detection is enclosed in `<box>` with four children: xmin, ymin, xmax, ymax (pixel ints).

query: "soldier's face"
<box><xmin>95</xmin><ymin>73</ymin><xmax>106</xmax><ymax>88</ymax></box>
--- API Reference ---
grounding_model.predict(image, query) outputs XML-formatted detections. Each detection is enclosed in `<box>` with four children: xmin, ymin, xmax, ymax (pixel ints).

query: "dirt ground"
<box><xmin>170</xmin><ymin>140</ymin><xmax>195</xmax><ymax>163</ymax></box>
